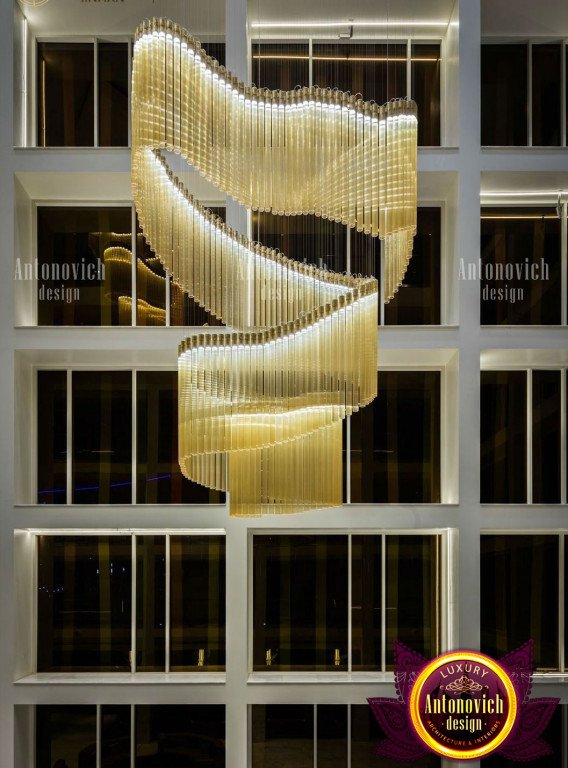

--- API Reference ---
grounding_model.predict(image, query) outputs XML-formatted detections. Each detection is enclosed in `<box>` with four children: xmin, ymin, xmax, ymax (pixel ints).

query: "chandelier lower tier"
<box><xmin>131</xmin><ymin>18</ymin><xmax>418</xmax><ymax>516</ymax></box>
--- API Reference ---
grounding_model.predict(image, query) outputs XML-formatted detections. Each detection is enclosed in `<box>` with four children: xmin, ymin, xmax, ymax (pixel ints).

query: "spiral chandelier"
<box><xmin>131</xmin><ymin>19</ymin><xmax>418</xmax><ymax>516</ymax></box>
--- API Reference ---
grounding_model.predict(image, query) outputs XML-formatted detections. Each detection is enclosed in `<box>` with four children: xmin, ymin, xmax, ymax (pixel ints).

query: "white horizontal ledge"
<box><xmin>248</xmin><ymin>671</ymin><xmax>394</xmax><ymax>684</ymax></box>
<box><xmin>15</xmin><ymin>672</ymin><xmax>226</xmax><ymax>685</ymax></box>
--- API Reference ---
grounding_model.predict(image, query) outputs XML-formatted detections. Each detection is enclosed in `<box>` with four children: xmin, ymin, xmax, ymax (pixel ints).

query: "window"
<box><xmin>37</xmin><ymin>40</ymin><xmax>129</xmax><ymax>147</ymax></box>
<box><xmin>38</xmin><ymin>370</ymin><xmax>226</xmax><ymax>505</ymax></box>
<box><xmin>481</xmin><ymin>534</ymin><xmax>566</xmax><ymax>672</ymax></box>
<box><xmin>481</xmin><ymin>369</ymin><xmax>565</xmax><ymax>504</ymax></box>
<box><xmin>481</xmin><ymin>42</ymin><xmax>568</xmax><ymax>147</ymax></box>
<box><xmin>251</xmin><ymin>705</ymin><xmax>441</xmax><ymax>768</ymax></box>
<box><xmin>251</xmin><ymin>40</ymin><xmax>441</xmax><ymax>146</ymax></box>
<box><xmin>252</xmin><ymin>533</ymin><xmax>441</xmax><ymax>673</ymax></box>
<box><xmin>480</xmin><ymin>208</ymin><xmax>561</xmax><ymax>325</ymax></box>
<box><xmin>483</xmin><ymin>706</ymin><xmax>566</xmax><ymax>768</ymax></box>
<box><xmin>350</xmin><ymin>371</ymin><xmax>441</xmax><ymax>503</ymax></box>
<box><xmin>36</xmin><ymin>533</ymin><xmax>226</xmax><ymax>672</ymax></box>
<box><xmin>35</xmin><ymin>705</ymin><xmax>225</xmax><ymax>768</ymax></box>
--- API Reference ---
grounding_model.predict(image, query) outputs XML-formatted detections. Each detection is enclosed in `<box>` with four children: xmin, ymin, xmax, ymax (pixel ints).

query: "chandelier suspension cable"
<box><xmin>131</xmin><ymin>18</ymin><xmax>417</xmax><ymax>515</ymax></box>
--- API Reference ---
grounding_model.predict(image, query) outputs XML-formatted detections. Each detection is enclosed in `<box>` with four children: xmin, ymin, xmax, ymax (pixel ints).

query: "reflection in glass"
<box><xmin>386</xmin><ymin>536</ymin><xmax>440</xmax><ymax>668</ymax></box>
<box><xmin>98</xmin><ymin>42</ymin><xmax>129</xmax><ymax>147</ymax></box>
<box><xmin>251</xmin><ymin>705</ymin><xmax>313</xmax><ymax>768</ymax></box>
<box><xmin>480</xmin><ymin>208</ymin><xmax>561</xmax><ymax>325</ymax></box>
<box><xmin>37</xmin><ymin>207</ymin><xmax>132</xmax><ymax>326</ymax></box>
<box><xmin>412</xmin><ymin>43</ymin><xmax>441</xmax><ymax>146</ymax></box>
<box><xmin>532</xmin><ymin>370</ymin><xmax>561</xmax><ymax>504</ymax></box>
<box><xmin>481</xmin><ymin>45</ymin><xmax>528</xmax><ymax>146</ymax></box>
<box><xmin>532</xmin><ymin>44</ymin><xmax>561</xmax><ymax>147</ymax></box>
<box><xmin>136</xmin><ymin>371</ymin><xmax>225</xmax><ymax>503</ymax></box>
<box><xmin>351</xmin><ymin>371</ymin><xmax>441</xmax><ymax>503</ymax></box>
<box><xmin>252</xmin><ymin>42</ymin><xmax>309</xmax><ymax>90</ymax></box>
<box><xmin>36</xmin><ymin>705</ymin><xmax>97</xmax><ymax>768</ymax></box>
<box><xmin>135</xmin><ymin>705</ymin><xmax>225</xmax><ymax>767</ymax></box>
<box><xmin>318</xmin><ymin>705</ymin><xmax>348</xmax><ymax>768</ymax></box>
<box><xmin>351</xmin><ymin>535</ymin><xmax>382</xmax><ymax>671</ymax></box>
<box><xmin>37</xmin><ymin>371</ymin><xmax>67</xmax><ymax>504</ymax></box>
<box><xmin>72</xmin><ymin>371</ymin><xmax>132</xmax><ymax>504</ymax></box>
<box><xmin>480</xmin><ymin>371</ymin><xmax>527</xmax><ymax>503</ymax></box>
<box><xmin>101</xmin><ymin>705</ymin><xmax>131</xmax><ymax>768</ymax></box>
<box><xmin>37</xmin><ymin>536</ymin><xmax>131</xmax><ymax>672</ymax></box>
<box><xmin>135</xmin><ymin>225</ymin><xmax>167</xmax><ymax>326</ymax></box>
<box><xmin>136</xmin><ymin>536</ymin><xmax>166</xmax><ymax>671</ymax></box>
<box><xmin>483</xmin><ymin>705</ymin><xmax>564</xmax><ymax>768</ymax></box>
<box><xmin>170</xmin><ymin>536</ymin><xmax>226</xmax><ymax>670</ymax></box>
<box><xmin>37</xmin><ymin>43</ymin><xmax>94</xmax><ymax>147</ymax></box>
<box><xmin>253</xmin><ymin>535</ymin><xmax>348</xmax><ymax>671</ymax></box>
<box><xmin>481</xmin><ymin>535</ymin><xmax>559</xmax><ymax>671</ymax></box>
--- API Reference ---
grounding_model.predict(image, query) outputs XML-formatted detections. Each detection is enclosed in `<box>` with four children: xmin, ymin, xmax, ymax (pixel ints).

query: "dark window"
<box><xmin>318</xmin><ymin>706</ymin><xmax>348</xmax><ymax>768</ymax></box>
<box><xmin>532</xmin><ymin>370</ymin><xmax>561</xmax><ymax>504</ymax></box>
<box><xmin>252</xmin><ymin>42</ymin><xmax>309</xmax><ymax>90</ymax></box>
<box><xmin>101</xmin><ymin>705</ymin><xmax>131</xmax><ymax>768</ymax></box>
<box><xmin>532</xmin><ymin>43</ymin><xmax>562</xmax><ymax>147</ymax></box>
<box><xmin>98</xmin><ymin>42</ymin><xmax>129</xmax><ymax>147</ymax></box>
<box><xmin>351</xmin><ymin>535</ymin><xmax>382</xmax><ymax>671</ymax></box>
<box><xmin>37</xmin><ymin>371</ymin><xmax>67</xmax><ymax>504</ymax></box>
<box><xmin>480</xmin><ymin>208</ymin><xmax>561</xmax><ymax>325</ymax></box>
<box><xmin>36</xmin><ymin>705</ymin><xmax>97</xmax><ymax>768</ymax></box>
<box><xmin>386</xmin><ymin>535</ymin><xmax>439</xmax><ymax>668</ymax></box>
<box><xmin>313</xmin><ymin>42</ymin><xmax>407</xmax><ymax>105</ymax></box>
<box><xmin>253</xmin><ymin>535</ymin><xmax>348</xmax><ymax>671</ymax></box>
<box><xmin>480</xmin><ymin>371</ymin><xmax>527</xmax><ymax>503</ymax></box>
<box><xmin>483</xmin><ymin>706</ymin><xmax>565</xmax><ymax>768</ymax></box>
<box><xmin>37</xmin><ymin>206</ymin><xmax>132</xmax><ymax>326</ymax></box>
<box><xmin>135</xmin><ymin>705</ymin><xmax>225</xmax><ymax>767</ymax></box>
<box><xmin>481</xmin><ymin>535</ymin><xmax>559</xmax><ymax>671</ymax></box>
<box><xmin>350</xmin><ymin>371</ymin><xmax>441</xmax><ymax>503</ymax></box>
<box><xmin>481</xmin><ymin>45</ymin><xmax>528</xmax><ymax>146</ymax></box>
<box><xmin>136</xmin><ymin>536</ymin><xmax>166</xmax><ymax>671</ymax></box>
<box><xmin>37</xmin><ymin>536</ymin><xmax>132</xmax><ymax>672</ymax></box>
<box><xmin>170</xmin><ymin>536</ymin><xmax>226</xmax><ymax>671</ymax></box>
<box><xmin>37</xmin><ymin>42</ymin><xmax>94</xmax><ymax>147</ymax></box>
<box><xmin>412</xmin><ymin>43</ymin><xmax>441</xmax><ymax>146</ymax></box>
<box><xmin>72</xmin><ymin>371</ymin><xmax>132</xmax><ymax>503</ymax></box>
<box><xmin>135</xmin><ymin>225</ymin><xmax>167</xmax><ymax>327</ymax></box>
<box><xmin>136</xmin><ymin>371</ymin><xmax>225</xmax><ymax>503</ymax></box>
<box><xmin>252</xmin><ymin>705</ymin><xmax>314</xmax><ymax>768</ymax></box>
<box><xmin>201</xmin><ymin>42</ymin><xmax>226</xmax><ymax>67</ymax></box>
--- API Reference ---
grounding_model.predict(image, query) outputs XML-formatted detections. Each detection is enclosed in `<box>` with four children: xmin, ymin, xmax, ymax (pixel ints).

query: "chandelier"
<box><xmin>131</xmin><ymin>18</ymin><xmax>417</xmax><ymax>516</ymax></box>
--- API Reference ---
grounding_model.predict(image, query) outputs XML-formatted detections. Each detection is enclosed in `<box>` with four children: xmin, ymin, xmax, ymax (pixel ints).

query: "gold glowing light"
<box><xmin>131</xmin><ymin>18</ymin><xmax>418</xmax><ymax>516</ymax></box>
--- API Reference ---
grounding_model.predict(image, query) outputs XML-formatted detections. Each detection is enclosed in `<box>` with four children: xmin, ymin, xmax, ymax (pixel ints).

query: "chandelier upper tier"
<box><xmin>131</xmin><ymin>18</ymin><xmax>418</xmax><ymax>516</ymax></box>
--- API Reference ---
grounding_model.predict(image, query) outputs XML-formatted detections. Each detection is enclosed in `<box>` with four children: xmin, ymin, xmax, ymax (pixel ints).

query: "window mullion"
<box><xmin>308</xmin><ymin>38</ymin><xmax>313</xmax><ymax>87</ymax></box>
<box><xmin>561</xmin><ymin>201</ymin><xmax>567</xmax><ymax>327</ymax></box>
<box><xmin>559</xmin><ymin>534</ymin><xmax>565</xmax><ymax>673</ymax></box>
<box><xmin>347</xmin><ymin>703</ymin><xmax>352</xmax><ymax>768</ymax></box>
<box><xmin>381</xmin><ymin>533</ymin><xmax>387</xmax><ymax>673</ymax></box>
<box><xmin>379</xmin><ymin>240</ymin><xmax>385</xmax><ymax>325</ymax></box>
<box><xmin>96</xmin><ymin>704</ymin><xmax>101</xmax><ymax>768</ymax></box>
<box><xmin>347</xmin><ymin>534</ymin><xmax>352</xmax><ymax>672</ymax></box>
<box><xmin>131</xmin><ymin>205</ymin><xmax>137</xmax><ymax>327</ymax></box>
<box><xmin>94</xmin><ymin>38</ymin><xmax>99</xmax><ymax>147</ymax></box>
<box><xmin>313</xmin><ymin>704</ymin><xmax>317</xmax><ymax>768</ymax></box>
<box><xmin>562</xmin><ymin>368</ymin><xmax>567</xmax><ymax>504</ymax></box>
<box><xmin>526</xmin><ymin>369</ymin><xmax>533</xmax><ymax>504</ymax></box>
<box><xmin>130</xmin><ymin>704</ymin><xmax>135</xmax><ymax>768</ymax></box>
<box><xmin>131</xmin><ymin>534</ymin><xmax>137</xmax><ymax>673</ymax></box>
<box><xmin>561</xmin><ymin>40</ymin><xmax>566</xmax><ymax>147</ymax></box>
<box><xmin>66</xmin><ymin>369</ymin><xmax>72</xmax><ymax>505</ymax></box>
<box><xmin>165</xmin><ymin>533</ymin><xmax>171</xmax><ymax>673</ymax></box>
<box><xmin>528</xmin><ymin>41</ymin><xmax>533</xmax><ymax>147</ymax></box>
<box><xmin>406</xmin><ymin>38</ymin><xmax>412</xmax><ymax>100</ymax></box>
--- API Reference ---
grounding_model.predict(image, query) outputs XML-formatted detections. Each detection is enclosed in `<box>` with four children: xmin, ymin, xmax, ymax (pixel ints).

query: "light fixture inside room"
<box><xmin>131</xmin><ymin>19</ymin><xmax>418</xmax><ymax>516</ymax></box>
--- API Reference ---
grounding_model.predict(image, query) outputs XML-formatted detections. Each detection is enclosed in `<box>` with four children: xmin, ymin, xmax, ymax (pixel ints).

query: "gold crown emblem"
<box><xmin>445</xmin><ymin>675</ymin><xmax>483</xmax><ymax>694</ymax></box>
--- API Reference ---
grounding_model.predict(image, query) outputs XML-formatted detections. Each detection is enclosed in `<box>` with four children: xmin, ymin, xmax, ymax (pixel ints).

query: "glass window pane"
<box><xmin>98</xmin><ymin>42</ymin><xmax>129</xmax><ymax>147</ymax></box>
<box><xmin>412</xmin><ymin>43</ymin><xmax>441</xmax><ymax>146</ymax></box>
<box><xmin>386</xmin><ymin>535</ymin><xmax>440</xmax><ymax>669</ymax></box>
<box><xmin>136</xmin><ymin>536</ymin><xmax>166</xmax><ymax>671</ymax></box>
<box><xmin>72</xmin><ymin>371</ymin><xmax>132</xmax><ymax>504</ymax></box>
<box><xmin>483</xmin><ymin>705</ymin><xmax>565</xmax><ymax>768</ymax></box>
<box><xmin>351</xmin><ymin>535</ymin><xmax>382</xmax><ymax>671</ymax></box>
<box><xmin>481</xmin><ymin>535</ymin><xmax>559</xmax><ymax>671</ymax></box>
<box><xmin>101</xmin><ymin>705</ymin><xmax>131</xmax><ymax>768</ymax></box>
<box><xmin>37</xmin><ymin>536</ymin><xmax>132</xmax><ymax>671</ymax></box>
<box><xmin>36</xmin><ymin>705</ymin><xmax>97</xmax><ymax>768</ymax></box>
<box><xmin>318</xmin><ymin>706</ymin><xmax>348</xmax><ymax>768</ymax></box>
<box><xmin>135</xmin><ymin>705</ymin><xmax>225</xmax><ymax>767</ymax></box>
<box><xmin>480</xmin><ymin>208</ymin><xmax>561</xmax><ymax>325</ymax></box>
<box><xmin>37</xmin><ymin>207</ymin><xmax>132</xmax><ymax>326</ymax></box>
<box><xmin>37</xmin><ymin>370</ymin><xmax>67</xmax><ymax>504</ymax></box>
<box><xmin>532</xmin><ymin>43</ymin><xmax>561</xmax><ymax>146</ymax></box>
<box><xmin>201</xmin><ymin>42</ymin><xmax>226</xmax><ymax>67</ymax></box>
<box><xmin>136</xmin><ymin>225</ymin><xmax>167</xmax><ymax>326</ymax></box>
<box><xmin>251</xmin><ymin>705</ymin><xmax>313</xmax><ymax>768</ymax></box>
<box><xmin>480</xmin><ymin>371</ymin><xmax>527</xmax><ymax>503</ymax></box>
<box><xmin>532</xmin><ymin>370</ymin><xmax>561</xmax><ymax>504</ymax></box>
<box><xmin>351</xmin><ymin>705</ymin><xmax>441</xmax><ymax>768</ymax></box>
<box><xmin>350</xmin><ymin>371</ymin><xmax>441</xmax><ymax>503</ymax></box>
<box><xmin>170</xmin><ymin>536</ymin><xmax>226</xmax><ymax>671</ymax></box>
<box><xmin>252</xmin><ymin>42</ymin><xmax>309</xmax><ymax>90</ymax></box>
<box><xmin>313</xmin><ymin>42</ymin><xmax>407</xmax><ymax>105</ymax></box>
<box><xmin>136</xmin><ymin>371</ymin><xmax>225</xmax><ymax>503</ymax></box>
<box><xmin>481</xmin><ymin>45</ymin><xmax>527</xmax><ymax>146</ymax></box>
<box><xmin>385</xmin><ymin>207</ymin><xmax>441</xmax><ymax>325</ymax></box>
<box><xmin>253</xmin><ymin>535</ymin><xmax>348</xmax><ymax>671</ymax></box>
<box><xmin>37</xmin><ymin>42</ymin><xmax>94</xmax><ymax>147</ymax></box>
